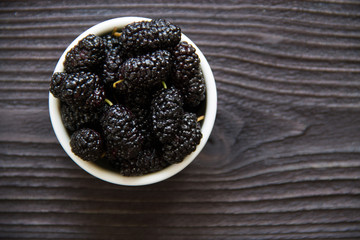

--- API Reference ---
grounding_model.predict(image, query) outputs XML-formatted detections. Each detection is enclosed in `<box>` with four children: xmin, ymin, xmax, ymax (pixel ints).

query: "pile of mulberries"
<box><xmin>50</xmin><ymin>19</ymin><xmax>206</xmax><ymax>176</ymax></box>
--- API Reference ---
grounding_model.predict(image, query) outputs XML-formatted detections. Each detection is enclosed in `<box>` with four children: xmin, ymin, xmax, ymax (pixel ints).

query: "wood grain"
<box><xmin>1</xmin><ymin>0</ymin><xmax>360</xmax><ymax>239</ymax></box>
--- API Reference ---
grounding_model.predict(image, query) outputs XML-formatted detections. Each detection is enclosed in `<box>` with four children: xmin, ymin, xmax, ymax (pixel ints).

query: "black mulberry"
<box><xmin>120</xmin><ymin>19</ymin><xmax>181</xmax><ymax>54</ymax></box>
<box><xmin>50</xmin><ymin>72</ymin><xmax>67</xmax><ymax>98</ymax></box>
<box><xmin>151</xmin><ymin>87</ymin><xmax>184</xmax><ymax>143</ymax></box>
<box><xmin>110</xmin><ymin>147</ymin><xmax>168</xmax><ymax>176</ymax></box>
<box><xmin>162</xmin><ymin>112</ymin><xmax>202</xmax><ymax>164</ymax></box>
<box><xmin>70</xmin><ymin>128</ymin><xmax>104</xmax><ymax>162</ymax></box>
<box><xmin>101</xmin><ymin>105</ymin><xmax>143</xmax><ymax>160</ymax></box>
<box><xmin>61</xmin><ymin>103</ymin><xmax>102</xmax><ymax>133</ymax></box>
<box><xmin>101</xmin><ymin>34</ymin><xmax>125</xmax><ymax>86</ymax></box>
<box><xmin>102</xmin><ymin>47</ymin><xmax>125</xmax><ymax>86</ymax></box>
<box><xmin>116</xmin><ymin>49</ymin><xmax>172</xmax><ymax>94</ymax></box>
<box><xmin>56</xmin><ymin>72</ymin><xmax>105</xmax><ymax>111</ymax></box>
<box><xmin>172</xmin><ymin>41</ymin><xmax>205</xmax><ymax>107</ymax></box>
<box><xmin>102</xmin><ymin>34</ymin><xmax>121</xmax><ymax>53</ymax></box>
<box><xmin>64</xmin><ymin>34</ymin><xmax>105</xmax><ymax>74</ymax></box>
<box><xmin>173</xmin><ymin>41</ymin><xmax>200</xmax><ymax>80</ymax></box>
<box><xmin>180</xmin><ymin>70</ymin><xmax>206</xmax><ymax>107</ymax></box>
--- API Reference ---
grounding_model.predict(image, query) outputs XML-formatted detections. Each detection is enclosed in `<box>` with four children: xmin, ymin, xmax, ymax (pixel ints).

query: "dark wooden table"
<box><xmin>1</xmin><ymin>1</ymin><xmax>360</xmax><ymax>239</ymax></box>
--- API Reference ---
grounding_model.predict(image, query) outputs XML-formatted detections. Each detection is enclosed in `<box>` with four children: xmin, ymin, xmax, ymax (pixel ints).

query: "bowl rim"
<box><xmin>48</xmin><ymin>16</ymin><xmax>217</xmax><ymax>186</ymax></box>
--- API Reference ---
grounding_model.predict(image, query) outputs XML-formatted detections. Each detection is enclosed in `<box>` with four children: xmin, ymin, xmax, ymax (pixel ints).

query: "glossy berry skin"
<box><xmin>70</xmin><ymin>128</ymin><xmax>104</xmax><ymax>162</ymax></box>
<box><xmin>110</xmin><ymin>147</ymin><xmax>168</xmax><ymax>176</ymax></box>
<box><xmin>173</xmin><ymin>41</ymin><xmax>200</xmax><ymax>80</ymax></box>
<box><xmin>101</xmin><ymin>34</ymin><xmax>125</xmax><ymax>86</ymax></box>
<box><xmin>120</xmin><ymin>19</ymin><xmax>181</xmax><ymax>55</ymax></box>
<box><xmin>102</xmin><ymin>34</ymin><xmax>121</xmax><ymax>53</ymax></box>
<box><xmin>102</xmin><ymin>47</ymin><xmax>125</xmax><ymax>86</ymax></box>
<box><xmin>172</xmin><ymin>41</ymin><xmax>205</xmax><ymax>107</ymax></box>
<box><xmin>101</xmin><ymin>105</ymin><xmax>143</xmax><ymax>160</ymax></box>
<box><xmin>61</xmin><ymin>103</ymin><xmax>103</xmax><ymax>133</ymax></box>
<box><xmin>64</xmin><ymin>34</ymin><xmax>105</xmax><ymax>74</ymax></box>
<box><xmin>162</xmin><ymin>112</ymin><xmax>202</xmax><ymax>164</ymax></box>
<box><xmin>151</xmin><ymin>87</ymin><xmax>184</xmax><ymax>143</ymax></box>
<box><xmin>181</xmin><ymin>70</ymin><xmax>206</xmax><ymax>107</ymax></box>
<box><xmin>50</xmin><ymin>72</ymin><xmax>67</xmax><ymax>98</ymax></box>
<box><xmin>117</xmin><ymin>49</ymin><xmax>171</xmax><ymax>94</ymax></box>
<box><xmin>57</xmin><ymin>72</ymin><xmax>105</xmax><ymax>111</ymax></box>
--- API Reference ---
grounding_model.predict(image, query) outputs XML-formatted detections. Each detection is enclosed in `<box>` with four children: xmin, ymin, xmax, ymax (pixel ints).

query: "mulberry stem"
<box><xmin>197</xmin><ymin>115</ymin><xmax>205</xmax><ymax>122</ymax></box>
<box><xmin>112</xmin><ymin>27</ymin><xmax>121</xmax><ymax>37</ymax></box>
<box><xmin>105</xmin><ymin>98</ymin><xmax>113</xmax><ymax>106</ymax></box>
<box><xmin>161</xmin><ymin>81</ymin><xmax>167</xmax><ymax>89</ymax></box>
<box><xmin>113</xmin><ymin>79</ymin><xmax>124</xmax><ymax>88</ymax></box>
<box><xmin>113</xmin><ymin>32</ymin><xmax>122</xmax><ymax>37</ymax></box>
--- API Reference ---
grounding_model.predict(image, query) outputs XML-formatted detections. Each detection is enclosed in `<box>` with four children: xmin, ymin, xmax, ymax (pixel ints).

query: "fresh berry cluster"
<box><xmin>50</xmin><ymin>19</ymin><xmax>205</xmax><ymax>176</ymax></box>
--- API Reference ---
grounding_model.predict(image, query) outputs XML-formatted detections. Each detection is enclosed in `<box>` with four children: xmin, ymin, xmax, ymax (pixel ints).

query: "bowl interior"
<box><xmin>49</xmin><ymin>17</ymin><xmax>217</xmax><ymax>186</ymax></box>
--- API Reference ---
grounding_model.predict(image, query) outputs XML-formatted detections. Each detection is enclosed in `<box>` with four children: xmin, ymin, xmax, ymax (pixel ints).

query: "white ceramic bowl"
<box><xmin>49</xmin><ymin>17</ymin><xmax>217</xmax><ymax>186</ymax></box>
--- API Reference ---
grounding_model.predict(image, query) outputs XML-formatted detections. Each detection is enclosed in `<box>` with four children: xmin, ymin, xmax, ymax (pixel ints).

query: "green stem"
<box><xmin>197</xmin><ymin>115</ymin><xmax>205</xmax><ymax>122</ymax></box>
<box><xmin>105</xmin><ymin>98</ymin><xmax>113</xmax><ymax>106</ymax></box>
<box><xmin>113</xmin><ymin>79</ymin><xmax>124</xmax><ymax>88</ymax></box>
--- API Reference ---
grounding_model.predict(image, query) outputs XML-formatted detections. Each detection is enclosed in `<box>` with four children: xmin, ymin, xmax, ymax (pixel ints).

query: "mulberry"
<box><xmin>151</xmin><ymin>87</ymin><xmax>184</xmax><ymax>143</ymax></box>
<box><xmin>120</xmin><ymin>19</ymin><xmax>181</xmax><ymax>54</ymax></box>
<box><xmin>64</xmin><ymin>34</ymin><xmax>105</xmax><ymax>74</ymax></box>
<box><xmin>101</xmin><ymin>105</ymin><xmax>143</xmax><ymax>160</ymax></box>
<box><xmin>110</xmin><ymin>147</ymin><xmax>168</xmax><ymax>176</ymax></box>
<box><xmin>162</xmin><ymin>112</ymin><xmax>202</xmax><ymax>164</ymax></box>
<box><xmin>70</xmin><ymin>128</ymin><xmax>104</xmax><ymax>162</ymax></box>
<box><xmin>60</xmin><ymin>103</ymin><xmax>102</xmax><ymax>133</ymax></box>
<box><xmin>50</xmin><ymin>72</ymin><xmax>67</xmax><ymax>98</ymax></box>
<box><xmin>102</xmin><ymin>34</ymin><xmax>121</xmax><ymax>53</ymax></box>
<box><xmin>102</xmin><ymin>47</ymin><xmax>125</xmax><ymax>86</ymax></box>
<box><xmin>116</xmin><ymin>49</ymin><xmax>171</xmax><ymax>94</ymax></box>
<box><xmin>58</xmin><ymin>72</ymin><xmax>105</xmax><ymax>111</ymax></box>
<box><xmin>180</xmin><ymin>70</ymin><xmax>206</xmax><ymax>107</ymax></box>
<box><xmin>172</xmin><ymin>41</ymin><xmax>205</xmax><ymax>107</ymax></box>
